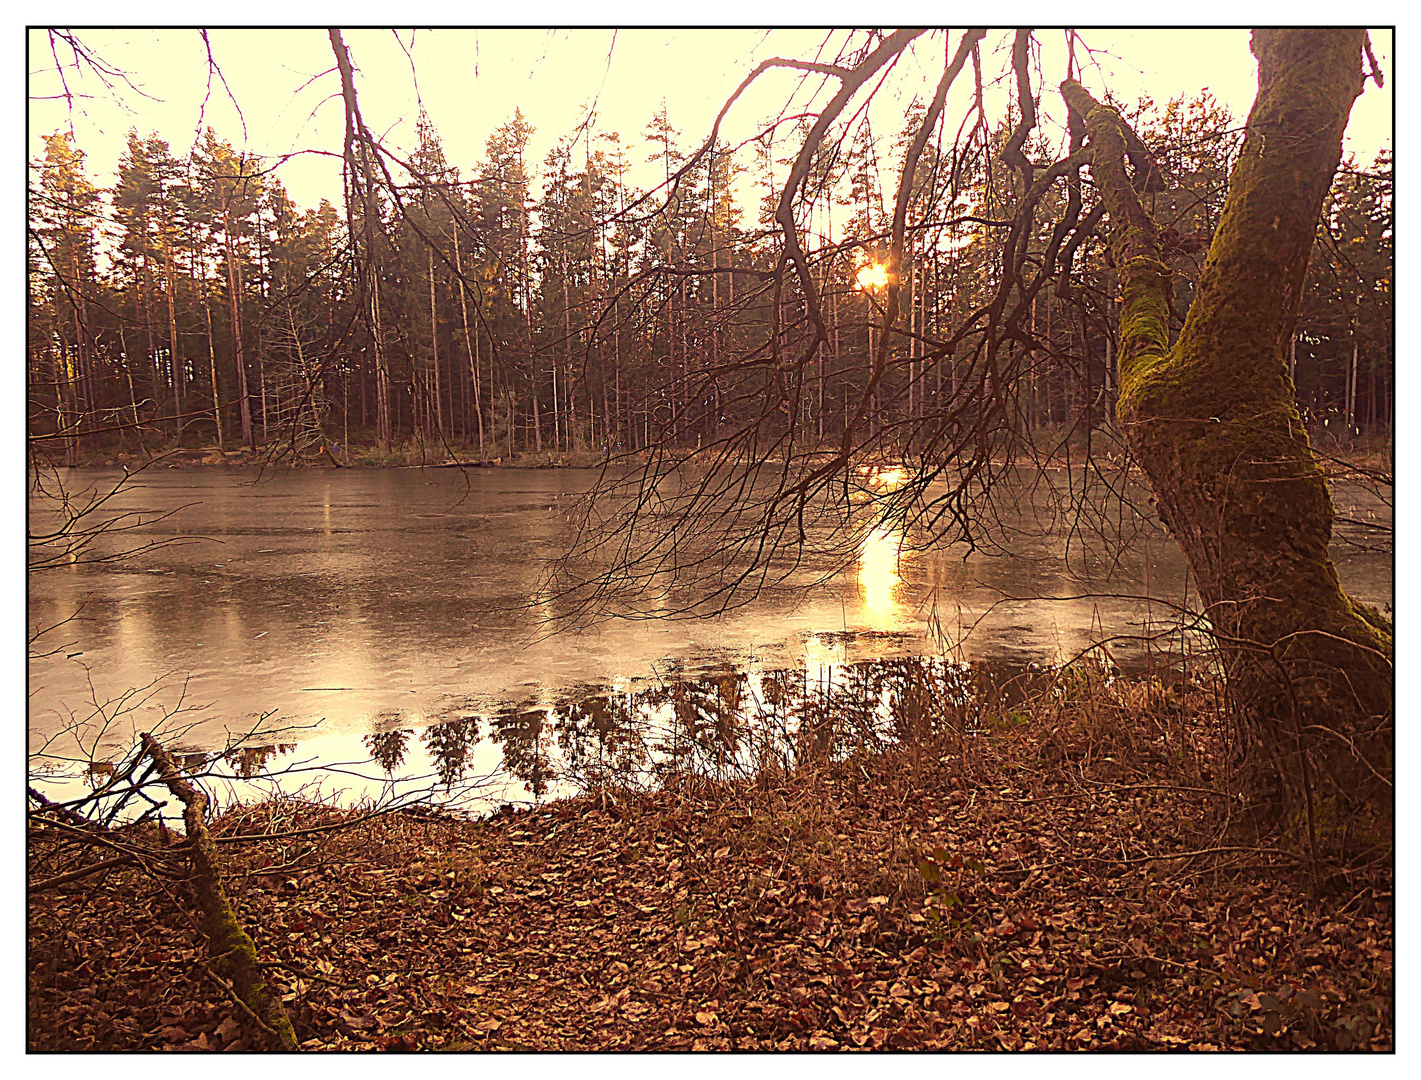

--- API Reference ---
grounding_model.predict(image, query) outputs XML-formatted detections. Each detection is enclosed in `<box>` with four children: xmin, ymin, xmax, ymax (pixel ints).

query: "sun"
<box><xmin>854</xmin><ymin>262</ymin><xmax>890</xmax><ymax>291</ymax></box>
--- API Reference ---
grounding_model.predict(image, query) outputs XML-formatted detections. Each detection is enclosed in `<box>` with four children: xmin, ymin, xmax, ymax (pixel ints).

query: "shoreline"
<box><xmin>38</xmin><ymin>446</ymin><xmax>612</xmax><ymax>472</ymax></box>
<box><xmin>34</xmin><ymin>434</ymin><xmax>1393</xmax><ymax>479</ymax></box>
<box><xmin>28</xmin><ymin>672</ymin><xmax>1393</xmax><ymax>1052</ymax></box>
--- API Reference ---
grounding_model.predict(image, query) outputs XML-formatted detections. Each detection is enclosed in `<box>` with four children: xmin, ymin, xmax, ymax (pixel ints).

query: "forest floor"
<box><xmin>28</xmin><ymin>674</ymin><xmax>1392</xmax><ymax>1052</ymax></box>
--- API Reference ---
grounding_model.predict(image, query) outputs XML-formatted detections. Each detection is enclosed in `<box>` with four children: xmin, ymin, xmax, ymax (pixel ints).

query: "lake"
<box><xmin>28</xmin><ymin>464</ymin><xmax>1391</xmax><ymax>811</ymax></box>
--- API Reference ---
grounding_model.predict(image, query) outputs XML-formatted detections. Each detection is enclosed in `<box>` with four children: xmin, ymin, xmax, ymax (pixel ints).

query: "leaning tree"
<box><xmin>1061</xmin><ymin>30</ymin><xmax>1390</xmax><ymax>855</ymax></box>
<box><xmin>535</xmin><ymin>28</ymin><xmax>1391</xmax><ymax>858</ymax></box>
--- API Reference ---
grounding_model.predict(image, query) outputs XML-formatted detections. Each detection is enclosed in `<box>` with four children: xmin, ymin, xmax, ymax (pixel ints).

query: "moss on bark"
<box><xmin>142</xmin><ymin>734</ymin><xmax>299</xmax><ymax>1050</ymax></box>
<box><xmin>1062</xmin><ymin>31</ymin><xmax>1391</xmax><ymax>856</ymax></box>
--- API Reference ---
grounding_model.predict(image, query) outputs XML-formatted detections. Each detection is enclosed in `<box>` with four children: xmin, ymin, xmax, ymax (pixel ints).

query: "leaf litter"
<box><xmin>28</xmin><ymin>672</ymin><xmax>1392</xmax><ymax>1051</ymax></box>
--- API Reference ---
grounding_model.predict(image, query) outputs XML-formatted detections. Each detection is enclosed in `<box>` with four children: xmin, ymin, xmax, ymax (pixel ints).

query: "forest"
<box><xmin>28</xmin><ymin>28</ymin><xmax>1392</xmax><ymax>1054</ymax></box>
<box><xmin>30</xmin><ymin>63</ymin><xmax>1391</xmax><ymax>466</ymax></box>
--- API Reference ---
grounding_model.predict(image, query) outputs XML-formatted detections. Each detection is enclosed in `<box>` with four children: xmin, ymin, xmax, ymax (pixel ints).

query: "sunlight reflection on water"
<box><xmin>859</xmin><ymin>525</ymin><xmax>904</xmax><ymax>626</ymax></box>
<box><xmin>28</xmin><ymin>467</ymin><xmax>1390</xmax><ymax>818</ymax></box>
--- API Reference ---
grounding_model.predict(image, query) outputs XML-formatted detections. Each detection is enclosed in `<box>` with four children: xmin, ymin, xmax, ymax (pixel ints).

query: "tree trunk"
<box><xmin>204</xmin><ymin>288</ymin><xmax>224</xmax><ymax>448</ymax></box>
<box><xmin>254</xmin><ymin>237</ymin><xmax>270</xmax><ymax>443</ymax></box>
<box><xmin>118</xmin><ymin>326</ymin><xmax>143</xmax><ymax>451</ymax></box>
<box><xmin>372</xmin><ymin>283</ymin><xmax>392</xmax><ymax>452</ymax></box>
<box><xmin>562</xmin><ymin>268</ymin><xmax>572</xmax><ymax>452</ymax></box>
<box><xmin>52</xmin><ymin>345</ymin><xmax>76</xmax><ymax>465</ymax></box>
<box><xmin>165</xmin><ymin>233</ymin><xmax>182</xmax><ymax>442</ymax></box>
<box><xmin>429</xmin><ymin>249</ymin><xmax>444</xmax><ymax>442</ymax></box>
<box><xmin>1347</xmin><ymin>334</ymin><xmax>1359</xmax><ymax>433</ymax></box>
<box><xmin>223</xmin><ymin>221</ymin><xmax>254</xmax><ymax>450</ymax></box>
<box><xmin>1064</xmin><ymin>29</ymin><xmax>1391</xmax><ymax>853</ymax></box>
<box><xmin>141</xmin><ymin>251</ymin><xmax>159</xmax><ymax>417</ymax></box>
<box><xmin>453</xmin><ymin>229</ymin><xmax>483</xmax><ymax>453</ymax></box>
<box><xmin>141</xmin><ymin>735</ymin><xmax>298</xmax><ymax>1050</ymax></box>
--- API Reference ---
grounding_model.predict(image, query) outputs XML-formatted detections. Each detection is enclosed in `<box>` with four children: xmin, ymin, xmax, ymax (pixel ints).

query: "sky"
<box><xmin>27</xmin><ymin>26</ymin><xmax>1393</xmax><ymax>222</ymax></box>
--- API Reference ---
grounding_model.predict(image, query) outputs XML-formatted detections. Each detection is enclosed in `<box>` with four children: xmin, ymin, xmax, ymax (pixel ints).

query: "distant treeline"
<box><xmin>28</xmin><ymin>92</ymin><xmax>1391</xmax><ymax>464</ymax></box>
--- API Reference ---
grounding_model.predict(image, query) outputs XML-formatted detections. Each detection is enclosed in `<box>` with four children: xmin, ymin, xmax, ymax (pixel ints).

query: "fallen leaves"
<box><xmin>27</xmin><ymin>675</ymin><xmax>1393</xmax><ymax>1051</ymax></box>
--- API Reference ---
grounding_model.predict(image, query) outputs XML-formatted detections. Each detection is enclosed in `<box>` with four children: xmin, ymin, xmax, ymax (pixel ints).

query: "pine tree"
<box><xmin>31</xmin><ymin>132</ymin><xmax>101</xmax><ymax>462</ymax></box>
<box><xmin>192</xmin><ymin>128</ymin><xmax>264</xmax><ymax>449</ymax></box>
<box><xmin>477</xmin><ymin>109</ymin><xmax>535</xmax><ymax>451</ymax></box>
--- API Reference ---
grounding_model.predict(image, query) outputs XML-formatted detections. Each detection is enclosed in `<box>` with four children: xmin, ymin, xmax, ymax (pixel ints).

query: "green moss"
<box><xmin>1068</xmin><ymin>37</ymin><xmax>1391</xmax><ymax>848</ymax></box>
<box><xmin>196</xmin><ymin>874</ymin><xmax>298</xmax><ymax>1048</ymax></box>
<box><xmin>143</xmin><ymin>736</ymin><xmax>301</xmax><ymax>1051</ymax></box>
<box><xmin>1117</xmin><ymin>257</ymin><xmax>1172</xmax><ymax>365</ymax></box>
<box><xmin>1350</xmin><ymin>600</ymin><xmax>1394</xmax><ymax>644</ymax></box>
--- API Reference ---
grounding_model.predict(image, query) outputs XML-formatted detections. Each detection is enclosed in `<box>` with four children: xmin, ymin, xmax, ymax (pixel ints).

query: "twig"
<box><xmin>32</xmin><ymin>814</ymin><xmax>184</xmax><ymax>872</ymax></box>
<box><xmin>258</xmin><ymin>959</ymin><xmax>361</xmax><ymax>991</ymax></box>
<box><xmin>1010</xmin><ymin>844</ymin><xmax>1304</xmax><ymax>877</ymax></box>
<box><xmin>212</xmin><ymin>802</ymin><xmax>420</xmax><ymax>844</ymax></box>
<box><xmin>240</xmin><ymin>848</ymin><xmax>323</xmax><ymax>879</ymax></box>
<box><xmin>29</xmin><ymin>853</ymin><xmax>136</xmax><ymax>894</ymax></box>
<box><xmin>197</xmin><ymin>962</ymin><xmax>285</xmax><ymax>1044</ymax></box>
<box><xmin>1012</xmin><ymin>783</ymin><xmax>1232</xmax><ymax>806</ymax></box>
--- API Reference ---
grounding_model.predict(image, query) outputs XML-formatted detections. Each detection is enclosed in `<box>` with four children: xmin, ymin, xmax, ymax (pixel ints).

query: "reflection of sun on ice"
<box><xmin>859</xmin><ymin>525</ymin><xmax>903</xmax><ymax>623</ymax></box>
<box><xmin>878</xmin><ymin>466</ymin><xmax>906</xmax><ymax>485</ymax></box>
<box><xmin>857</xmin><ymin>463</ymin><xmax>908</xmax><ymax>489</ymax></box>
<box><xmin>855</xmin><ymin>261</ymin><xmax>890</xmax><ymax>291</ymax></box>
<box><xmin>873</xmin><ymin>465</ymin><xmax>907</xmax><ymax>488</ymax></box>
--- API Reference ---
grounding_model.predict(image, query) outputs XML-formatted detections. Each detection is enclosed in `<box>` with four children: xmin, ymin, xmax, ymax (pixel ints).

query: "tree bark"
<box><xmin>204</xmin><ymin>287</ymin><xmax>224</xmax><ymax>447</ymax></box>
<box><xmin>1063</xmin><ymin>30</ymin><xmax>1391</xmax><ymax>851</ymax></box>
<box><xmin>429</xmin><ymin>248</ymin><xmax>444</xmax><ymax>442</ymax></box>
<box><xmin>141</xmin><ymin>734</ymin><xmax>298</xmax><ymax>1050</ymax></box>
<box><xmin>223</xmin><ymin>219</ymin><xmax>255</xmax><ymax>450</ymax></box>
<box><xmin>163</xmin><ymin>187</ymin><xmax>183</xmax><ymax>443</ymax></box>
<box><xmin>453</xmin><ymin>228</ymin><xmax>483</xmax><ymax>453</ymax></box>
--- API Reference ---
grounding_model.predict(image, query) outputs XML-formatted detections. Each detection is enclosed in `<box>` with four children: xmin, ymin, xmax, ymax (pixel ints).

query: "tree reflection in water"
<box><xmin>379</xmin><ymin>655</ymin><xmax>1040</xmax><ymax>801</ymax></box>
<box><xmin>491</xmin><ymin>710</ymin><xmax>553</xmax><ymax>797</ymax></box>
<box><xmin>363</xmin><ymin>727</ymin><xmax>412</xmax><ymax>776</ymax></box>
<box><xmin>421</xmin><ymin>717</ymin><xmax>480</xmax><ymax>789</ymax></box>
<box><xmin>224</xmin><ymin>743</ymin><xmax>298</xmax><ymax>779</ymax></box>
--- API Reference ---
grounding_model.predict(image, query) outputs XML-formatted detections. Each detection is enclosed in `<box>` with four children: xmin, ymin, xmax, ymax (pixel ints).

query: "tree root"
<box><xmin>141</xmin><ymin>733</ymin><xmax>299</xmax><ymax>1051</ymax></box>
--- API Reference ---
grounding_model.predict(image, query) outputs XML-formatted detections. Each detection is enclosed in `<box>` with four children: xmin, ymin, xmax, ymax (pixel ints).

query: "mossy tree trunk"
<box><xmin>1063</xmin><ymin>30</ymin><xmax>1391</xmax><ymax>854</ymax></box>
<box><xmin>142</xmin><ymin>734</ymin><xmax>299</xmax><ymax>1049</ymax></box>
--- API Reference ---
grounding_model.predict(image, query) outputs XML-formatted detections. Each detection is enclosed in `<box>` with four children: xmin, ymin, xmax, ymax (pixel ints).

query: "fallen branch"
<box><xmin>34</xmin><ymin>814</ymin><xmax>183</xmax><ymax>874</ymax></box>
<box><xmin>29</xmin><ymin>784</ymin><xmax>102</xmax><ymax>828</ymax></box>
<box><xmin>28</xmin><ymin>853</ymin><xmax>136</xmax><ymax>894</ymax></box>
<box><xmin>141</xmin><ymin>732</ymin><xmax>299</xmax><ymax>1051</ymax></box>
